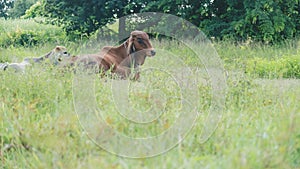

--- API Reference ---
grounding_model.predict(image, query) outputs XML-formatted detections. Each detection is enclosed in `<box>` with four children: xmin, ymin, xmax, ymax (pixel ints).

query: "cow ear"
<box><xmin>55</xmin><ymin>46</ymin><xmax>61</xmax><ymax>51</ymax></box>
<box><xmin>128</xmin><ymin>35</ymin><xmax>135</xmax><ymax>42</ymax></box>
<box><xmin>127</xmin><ymin>38</ymin><xmax>133</xmax><ymax>55</ymax></box>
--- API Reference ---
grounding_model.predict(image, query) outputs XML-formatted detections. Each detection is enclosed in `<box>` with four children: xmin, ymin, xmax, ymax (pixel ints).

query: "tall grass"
<box><xmin>0</xmin><ymin>19</ymin><xmax>300</xmax><ymax>168</ymax></box>
<box><xmin>214</xmin><ymin>39</ymin><xmax>300</xmax><ymax>78</ymax></box>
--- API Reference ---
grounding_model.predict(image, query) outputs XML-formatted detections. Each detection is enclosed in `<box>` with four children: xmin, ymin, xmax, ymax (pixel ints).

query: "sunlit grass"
<box><xmin>0</xmin><ymin>31</ymin><xmax>300</xmax><ymax>168</ymax></box>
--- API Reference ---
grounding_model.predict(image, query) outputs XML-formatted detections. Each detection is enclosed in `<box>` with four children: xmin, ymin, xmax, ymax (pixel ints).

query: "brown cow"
<box><xmin>69</xmin><ymin>30</ymin><xmax>156</xmax><ymax>80</ymax></box>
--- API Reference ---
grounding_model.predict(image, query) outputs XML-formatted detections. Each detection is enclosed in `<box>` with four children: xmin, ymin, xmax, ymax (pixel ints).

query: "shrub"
<box><xmin>2</xmin><ymin>29</ymin><xmax>39</xmax><ymax>47</ymax></box>
<box><xmin>246</xmin><ymin>55</ymin><xmax>300</xmax><ymax>79</ymax></box>
<box><xmin>0</xmin><ymin>18</ymin><xmax>66</xmax><ymax>47</ymax></box>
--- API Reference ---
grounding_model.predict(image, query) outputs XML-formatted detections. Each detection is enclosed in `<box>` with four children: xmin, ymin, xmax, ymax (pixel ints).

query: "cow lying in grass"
<box><xmin>69</xmin><ymin>30</ymin><xmax>156</xmax><ymax>80</ymax></box>
<box><xmin>0</xmin><ymin>46</ymin><xmax>71</xmax><ymax>72</ymax></box>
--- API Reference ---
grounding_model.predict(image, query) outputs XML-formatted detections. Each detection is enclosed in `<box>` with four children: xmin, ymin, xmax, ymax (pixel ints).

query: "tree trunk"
<box><xmin>118</xmin><ymin>17</ymin><xmax>127</xmax><ymax>40</ymax></box>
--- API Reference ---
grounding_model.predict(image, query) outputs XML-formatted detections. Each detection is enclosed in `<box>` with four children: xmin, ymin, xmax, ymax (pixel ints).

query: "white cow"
<box><xmin>0</xmin><ymin>46</ymin><xmax>71</xmax><ymax>72</ymax></box>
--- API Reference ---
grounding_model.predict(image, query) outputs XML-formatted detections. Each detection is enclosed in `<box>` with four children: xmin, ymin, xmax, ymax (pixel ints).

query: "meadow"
<box><xmin>0</xmin><ymin>19</ymin><xmax>300</xmax><ymax>169</ymax></box>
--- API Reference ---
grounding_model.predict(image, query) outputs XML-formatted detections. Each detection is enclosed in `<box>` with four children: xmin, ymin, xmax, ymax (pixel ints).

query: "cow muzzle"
<box><xmin>150</xmin><ymin>50</ymin><xmax>156</xmax><ymax>56</ymax></box>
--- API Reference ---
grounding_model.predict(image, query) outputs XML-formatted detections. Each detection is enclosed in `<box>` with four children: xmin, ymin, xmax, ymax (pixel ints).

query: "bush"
<box><xmin>2</xmin><ymin>29</ymin><xmax>39</xmax><ymax>47</ymax></box>
<box><xmin>246</xmin><ymin>55</ymin><xmax>300</xmax><ymax>79</ymax></box>
<box><xmin>0</xmin><ymin>18</ymin><xmax>66</xmax><ymax>47</ymax></box>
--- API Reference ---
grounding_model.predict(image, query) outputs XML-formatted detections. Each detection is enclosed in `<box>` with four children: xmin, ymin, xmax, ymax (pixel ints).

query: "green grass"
<box><xmin>214</xmin><ymin>39</ymin><xmax>300</xmax><ymax>79</ymax></box>
<box><xmin>0</xmin><ymin>19</ymin><xmax>300</xmax><ymax>168</ymax></box>
<box><xmin>214</xmin><ymin>39</ymin><xmax>300</xmax><ymax>70</ymax></box>
<box><xmin>0</xmin><ymin>18</ymin><xmax>67</xmax><ymax>48</ymax></box>
<box><xmin>246</xmin><ymin>55</ymin><xmax>300</xmax><ymax>78</ymax></box>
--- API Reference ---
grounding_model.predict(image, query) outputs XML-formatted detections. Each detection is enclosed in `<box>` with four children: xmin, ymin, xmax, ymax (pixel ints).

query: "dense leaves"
<box><xmin>0</xmin><ymin>0</ymin><xmax>13</xmax><ymax>18</ymax></box>
<box><xmin>138</xmin><ymin>0</ymin><xmax>300</xmax><ymax>43</ymax></box>
<box><xmin>8</xmin><ymin>0</ymin><xmax>37</xmax><ymax>18</ymax></box>
<box><xmin>236</xmin><ymin>0</ymin><xmax>300</xmax><ymax>43</ymax></box>
<box><xmin>1</xmin><ymin>0</ymin><xmax>300</xmax><ymax>43</ymax></box>
<box><xmin>145</xmin><ymin>0</ymin><xmax>299</xmax><ymax>43</ymax></box>
<box><xmin>39</xmin><ymin>0</ymin><xmax>115</xmax><ymax>37</ymax></box>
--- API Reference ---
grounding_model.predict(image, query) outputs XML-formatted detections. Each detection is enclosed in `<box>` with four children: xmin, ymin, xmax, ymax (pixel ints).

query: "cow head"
<box><xmin>126</xmin><ymin>30</ymin><xmax>156</xmax><ymax>66</ymax></box>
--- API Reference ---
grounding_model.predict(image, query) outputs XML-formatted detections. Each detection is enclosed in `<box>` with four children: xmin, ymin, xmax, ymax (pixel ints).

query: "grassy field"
<box><xmin>0</xmin><ymin>19</ymin><xmax>300</xmax><ymax>169</ymax></box>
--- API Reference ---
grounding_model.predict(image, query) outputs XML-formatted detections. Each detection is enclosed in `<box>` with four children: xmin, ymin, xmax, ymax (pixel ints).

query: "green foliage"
<box><xmin>8</xmin><ymin>0</ymin><xmax>37</xmax><ymax>18</ymax></box>
<box><xmin>32</xmin><ymin>0</ymin><xmax>149</xmax><ymax>38</ymax></box>
<box><xmin>196</xmin><ymin>0</ymin><xmax>300</xmax><ymax>43</ymax></box>
<box><xmin>2</xmin><ymin>29</ymin><xmax>39</xmax><ymax>47</ymax></box>
<box><xmin>0</xmin><ymin>0</ymin><xmax>13</xmax><ymax>19</ymax></box>
<box><xmin>19</xmin><ymin>0</ymin><xmax>300</xmax><ymax>43</ymax></box>
<box><xmin>26</xmin><ymin>0</ymin><xmax>120</xmax><ymax>38</ymax></box>
<box><xmin>213</xmin><ymin>39</ymin><xmax>300</xmax><ymax>79</ymax></box>
<box><xmin>246</xmin><ymin>55</ymin><xmax>300</xmax><ymax>78</ymax></box>
<box><xmin>239</xmin><ymin>0</ymin><xmax>299</xmax><ymax>43</ymax></box>
<box><xmin>22</xmin><ymin>1</ymin><xmax>43</xmax><ymax>19</ymax></box>
<box><xmin>0</xmin><ymin>18</ymin><xmax>66</xmax><ymax>47</ymax></box>
<box><xmin>138</xmin><ymin>0</ymin><xmax>300</xmax><ymax>43</ymax></box>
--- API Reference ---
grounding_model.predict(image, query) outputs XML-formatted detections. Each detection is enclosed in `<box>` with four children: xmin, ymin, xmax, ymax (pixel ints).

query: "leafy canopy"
<box><xmin>9</xmin><ymin>0</ymin><xmax>300</xmax><ymax>43</ymax></box>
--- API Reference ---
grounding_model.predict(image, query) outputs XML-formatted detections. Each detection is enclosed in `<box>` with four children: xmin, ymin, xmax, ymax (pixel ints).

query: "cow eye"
<box><xmin>63</xmin><ymin>52</ymin><xmax>68</xmax><ymax>54</ymax></box>
<box><xmin>137</xmin><ymin>38</ymin><xmax>143</xmax><ymax>44</ymax></box>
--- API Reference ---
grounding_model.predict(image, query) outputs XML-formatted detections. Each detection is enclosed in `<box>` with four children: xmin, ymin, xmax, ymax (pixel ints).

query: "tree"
<box><xmin>105</xmin><ymin>0</ymin><xmax>148</xmax><ymax>39</ymax></box>
<box><xmin>0</xmin><ymin>0</ymin><xmax>13</xmax><ymax>18</ymax></box>
<box><xmin>25</xmin><ymin>0</ymin><xmax>300</xmax><ymax>43</ymax></box>
<box><xmin>194</xmin><ymin>0</ymin><xmax>300</xmax><ymax>43</ymax></box>
<box><xmin>33</xmin><ymin>0</ymin><xmax>116</xmax><ymax>37</ymax></box>
<box><xmin>8</xmin><ymin>0</ymin><xmax>37</xmax><ymax>18</ymax></box>
<box><xmin>235</xmin><ymin>0</ymin><xmax>300</xmax><ymax>43</ymax></box>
